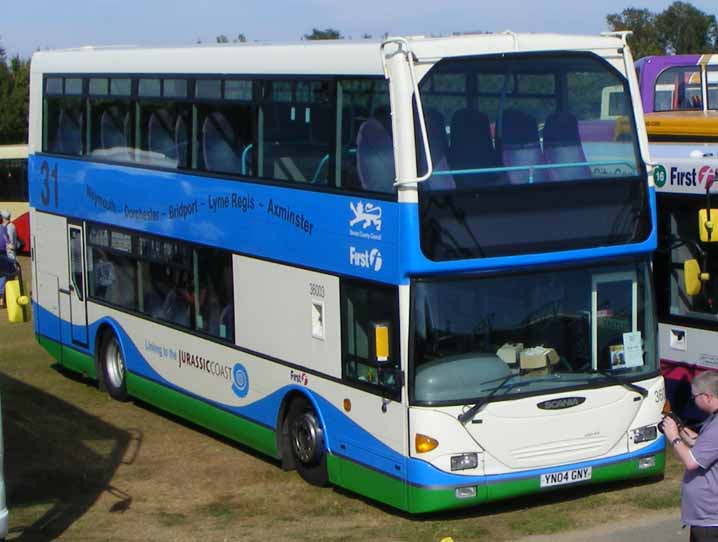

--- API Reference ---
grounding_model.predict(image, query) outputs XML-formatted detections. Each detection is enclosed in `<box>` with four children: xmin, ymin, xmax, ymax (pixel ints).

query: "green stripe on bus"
<box><xmin>327</xmin><ymin>450</ymin><xmax>665</xmax><ymax>513</ymax></box>
<box><xmin>38</xmin><ymin>335</ymin><xmax>97</xmax><ymax>378</ymax></box>
<box><xmin>327</xmin><ymin>454</ymin><xmax>407</xmax><ymax>510</ymax></box>
<box><xmin>126</xmin><ymin>372</ymin><xmax>278</xmax><ymax>459</ymax></box>
<box><xmin>37</xmin><ymin>335</ymin><xmax>63</xmax><ymax>363</ymax></box>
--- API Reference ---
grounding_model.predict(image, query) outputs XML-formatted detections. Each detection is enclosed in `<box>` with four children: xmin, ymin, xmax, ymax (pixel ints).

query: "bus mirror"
<box><xmin>699</xmin><ymin>209</ymin><xmax>718</xmax><ymax>242</ymax></box>
<box><xmin>371</xmin><ymin>322</ymin><xmax>391</xmax><ymax>364</ymax></box>
<box><xmin>684</xmin><ymin>259</ymin><xmax>703</xmax><ymax>296</ymax></box>
<box><xmin>5</xmin><ymin>278</ymin><xmax>29</xmax><ymax>323</ymax></box>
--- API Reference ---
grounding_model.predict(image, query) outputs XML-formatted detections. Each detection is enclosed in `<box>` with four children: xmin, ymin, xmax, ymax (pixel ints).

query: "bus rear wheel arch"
<box><xmin>282</xmin><ymin>396</ymin><xmax>329</xmax><ymax>486</ymax></box>
<box><xmin>97</xmin><ymin>328</ymin><xmax>129</xmax><ymax>402</ymax></box>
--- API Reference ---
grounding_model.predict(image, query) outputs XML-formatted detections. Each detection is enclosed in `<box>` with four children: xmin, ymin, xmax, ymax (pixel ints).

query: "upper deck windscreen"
<box><xmin>415</xmin><ymin>52</ymin><xmax>650</xmax><ymax>261</ymax></box>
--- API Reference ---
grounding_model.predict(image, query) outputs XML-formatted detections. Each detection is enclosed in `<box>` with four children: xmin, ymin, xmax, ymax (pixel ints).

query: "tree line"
<box><xmin>1</xmin><ymin>3</ymin><xmax>717</xmax><ymax>144</ymax></box>
<box><xmin>0</xmin><ymin>44</ymin><xmax>29</xmax><ymax>144</ymax></box>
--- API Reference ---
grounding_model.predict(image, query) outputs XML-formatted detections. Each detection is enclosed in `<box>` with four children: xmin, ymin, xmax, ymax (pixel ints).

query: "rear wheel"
<box><xmin>100</xmin><ymin>331</ymin><xmax>128</xmax><ymax>401</ymax></box>
<box><xmin>288</xmin><ymin>398</ymin><xmax>328</xmax><ymax>486</ymax></box>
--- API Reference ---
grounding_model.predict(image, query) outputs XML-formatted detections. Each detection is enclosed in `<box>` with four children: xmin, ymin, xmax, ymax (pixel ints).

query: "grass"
<box><xmin>0</xmin><ymin>255</ymin><xmax>684</xmax><ymax>542</ymax></box>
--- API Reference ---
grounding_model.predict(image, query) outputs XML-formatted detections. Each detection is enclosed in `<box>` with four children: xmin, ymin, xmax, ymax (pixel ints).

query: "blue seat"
<box><xmin>175</xmin><ymin>115</ymin><xmax>189</xmax><ymax>168</ymax></box>
<box><xmin>100</xmin><ymin>107</ymin><xmax>129</xmax><ymax>149</ymax></box>
<box><xmin>100</xmin><ymin>107</ymin><xmax>131</xmax><ymax>160</ymax></box>
<box><xmin>543</xmin><ymin>112</ymin><xmax>591</xmax><ymax>181</ymax></box>
<box><xmin>417</xmin><ymin>108</ymin><xmax>455</xmax><ymax>190</ymax></box>
<box><xmin>501</xmin><ymin>109</ymin><xmax>547</xmax><ymax>184</ymax></box>
<box><xmin>56</xmin><ymin>108</ymin><xmax>83</xmax><ymax>155</ymax></box>
<box><xmin>202</xmin><ymin>111</ymin><xmax>242</xmax><ymax>174</ymax></box>
<box><xmin>148</xmin><ymin>110</ymin><xmax>177</xmax><ymax>165</ymax></box>
<box><xmin>356</xmin><ymin>118</ymin><xmax>395</xmax><ymax>193</ymax></box>
<box><xmin>449</xmin><ymin>108</ymin><xmax>501</xmax><ymax>187</ymax></box>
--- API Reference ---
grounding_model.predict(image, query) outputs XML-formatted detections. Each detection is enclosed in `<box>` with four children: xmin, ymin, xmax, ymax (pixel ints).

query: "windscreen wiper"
<box><xmin>458</xmin><ymin>373</ymin><xmax>516</xmax><ymax>425</ymax></box>
<box><xmin>592</xmin><ymin>369</ymin><xmax>647</xmax><ymax>398</ymax></box>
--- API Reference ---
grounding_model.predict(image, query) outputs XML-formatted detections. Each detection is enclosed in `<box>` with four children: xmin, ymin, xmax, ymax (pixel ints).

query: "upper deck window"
<box><xmin>196</xmin><ymin>79</ymin><xmax>222</xmax><ymax>100</ymax></box>
<box><xmin>139</xmin><ymin>78</ymin><xmax>161</xmax><ymax>97</ymax></box>
<box><xmin>89</xmin><ymin>78</ymin><xmax>109</xmax><ymax>95</ymax></box>
<box><xmin>415</xmin><ymin>52</ymin><xmax>649</xmax><ymax>260</ymax></box>
<box><xmin>65</xmin><ymin>78</ymin><xmax>83</xmax><ymax>95</ymax></box>
<box><xmin>45</xmin><ymin>77</ymin><xmax>62</xmax><ymax>95</ymax></box>
<box><xmin>111</xmin><ymin>78</ymin><xmax>132</xmax><ymax>96</ymax></box>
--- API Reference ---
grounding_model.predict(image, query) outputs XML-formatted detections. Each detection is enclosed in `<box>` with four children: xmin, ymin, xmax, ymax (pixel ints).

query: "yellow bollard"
<box><xmin>5</xmin><ymin>279</ymin><xmax>29</xmax><ymax>323</ymax></box>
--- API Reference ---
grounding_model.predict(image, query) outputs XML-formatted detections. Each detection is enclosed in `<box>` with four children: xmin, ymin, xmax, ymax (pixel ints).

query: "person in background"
<box><xmin>1</xmin><ymin>211</ymin><xmax>17</xmax><ymax>261</ymax></box>
<box><xmin>663</xmin><ymin>371</ymin><xmax>718</xmax><ymax>542</ymax></box>
<box><xmin>0</xmin><ymin>210</ymin><xmax>16</xmax><ymax>307</ymax></box>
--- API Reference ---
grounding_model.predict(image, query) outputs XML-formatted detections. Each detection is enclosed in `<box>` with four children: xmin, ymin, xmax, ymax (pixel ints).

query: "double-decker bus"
<box><xmin>0</xmin><ymin>144</ymin><xmax>30</xmax><ymax>252</ymax></box>
<box><xmin>635</xmin><ymin>54</ymin><xmax>718</xmax><ymax>423</ymax></box>
<box><xmin>27</xmin><ymin>33</ymin><xmax>664</xmax><ymax>513</ymax></box>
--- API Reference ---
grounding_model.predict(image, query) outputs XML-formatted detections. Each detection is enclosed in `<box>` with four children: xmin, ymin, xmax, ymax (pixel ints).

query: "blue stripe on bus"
<box><xmin>29</xmin><ymin>156</ymin><xmax>405</xmax><ymax>285</ymax></box>
<box><xmin>29</xmin><ymin>156</ymin><xmax>656</xmax><ymax>285</ymax></box>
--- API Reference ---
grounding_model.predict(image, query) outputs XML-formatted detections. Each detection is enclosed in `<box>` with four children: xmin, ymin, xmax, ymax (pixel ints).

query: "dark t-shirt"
<box><xmin>682</xmin><ymin>412</ymin><xmax>718</xmax><ymax>526</ymax></box>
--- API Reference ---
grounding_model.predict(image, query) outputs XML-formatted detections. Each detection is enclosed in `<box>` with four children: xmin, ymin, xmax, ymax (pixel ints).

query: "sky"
<box><xmin>3</xmin><ymin>0</ymin><xmax>717</xmax><ymax>59</ymax></box>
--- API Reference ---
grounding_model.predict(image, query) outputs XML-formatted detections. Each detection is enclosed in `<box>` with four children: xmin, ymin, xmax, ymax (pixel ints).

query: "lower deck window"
<box><xmin>87</xmin><ymin>224</ymin><xmax>234</xmax><ymax>341</ymax></box>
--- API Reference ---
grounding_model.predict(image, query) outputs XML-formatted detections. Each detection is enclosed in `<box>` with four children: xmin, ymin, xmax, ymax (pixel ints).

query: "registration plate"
<box><xmin>540</xmin><ymin>467</ymin><xmax>592</xmax><ymax>488</ymax></box>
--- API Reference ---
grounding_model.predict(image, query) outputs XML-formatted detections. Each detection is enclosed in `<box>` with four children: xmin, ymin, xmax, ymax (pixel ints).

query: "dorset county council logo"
<box><xmin>350</xmin><ymin>201</ymin><xmax>382</xmax><ymax>232</ymax></box>
<box><xmin>232</xmin><ymin>363</ymin><xmax>249</xmax><ymax>398</ymax></box>
<box><xmin>654</xmin><ymin>165</ymin><xmax>667</xmax><ymax>188</ymax></box>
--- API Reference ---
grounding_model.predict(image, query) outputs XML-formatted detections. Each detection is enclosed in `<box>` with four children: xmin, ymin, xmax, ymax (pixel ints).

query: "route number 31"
<box><xmin>40</xmin><ymin>161</ymin><xmax>59</xmax><ymax>207</ymax></box>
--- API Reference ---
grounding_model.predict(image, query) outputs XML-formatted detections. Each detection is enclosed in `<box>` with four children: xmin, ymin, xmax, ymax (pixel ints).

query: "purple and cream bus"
<box><xmin>633</xmin><ymin>54</ymin><xmax>718</xmax><ymax>424</ymax></box>
<box><xmin>635</xmin><ymin>54</ymin><xmax>718</xmax><ymax>142</ymax></box>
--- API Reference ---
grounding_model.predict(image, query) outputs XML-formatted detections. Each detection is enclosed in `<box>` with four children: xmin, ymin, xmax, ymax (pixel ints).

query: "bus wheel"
<box><xmin>100</xmin><ymin>331</ymin><xmax>129</xmax><ymax>401</ymax></box>
<box><xmin>288</xmin><ymin>398</ymin><xmax>328</xmax><ymax>486</ymax></box>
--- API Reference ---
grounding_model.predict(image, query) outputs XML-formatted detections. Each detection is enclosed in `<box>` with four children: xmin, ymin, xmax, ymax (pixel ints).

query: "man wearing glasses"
<box><xmin>663</xmin><ymin>371</ymin><xmax>718</xmax><ymax>542</ymax></box>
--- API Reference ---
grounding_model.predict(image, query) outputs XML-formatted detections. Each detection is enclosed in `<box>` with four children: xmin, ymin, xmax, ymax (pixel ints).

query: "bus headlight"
<box><xmin>450</xmin><ymin>453</ymin><xmax>478</xmax><ymax>471</ymax></box>
<box><xmin>632</xmin><ymin>425</ymin><xmax>658</xmax><ymax>444</ymax></box>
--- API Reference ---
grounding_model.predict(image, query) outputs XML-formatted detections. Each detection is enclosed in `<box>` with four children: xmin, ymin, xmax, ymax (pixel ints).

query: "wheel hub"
<box><xmin>291</xmin><ymin>411</ymin><xmax>324</xmax><ymax>465</ymax></box>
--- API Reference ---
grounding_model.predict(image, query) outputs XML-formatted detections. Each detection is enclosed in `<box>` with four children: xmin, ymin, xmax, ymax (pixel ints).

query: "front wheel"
<box><xmin>288</xmin><ymin>398</ymin><xmax>328</xmax><ymax>486</ymax></box>
<box><xmin>100</xmin><ymin>331</ymin><xmax>129</xmax><ymax>401</ymax></box>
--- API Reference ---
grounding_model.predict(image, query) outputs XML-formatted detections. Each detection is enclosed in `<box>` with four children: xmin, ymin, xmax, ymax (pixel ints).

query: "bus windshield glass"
<box><xmin>415</xmin><ymin>52</ymin><xmax>650</xmax><ymax>261</ymax></box>
<box><xmin>412</xmin><ymin>260</ymin><xmax>656</xmax><ymax>404</ymax></box>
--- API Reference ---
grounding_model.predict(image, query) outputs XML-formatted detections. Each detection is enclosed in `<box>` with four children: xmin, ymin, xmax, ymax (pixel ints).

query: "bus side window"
<box><xmin>260</xmin><ymin>80</ymin><xmax>332</xmax><ymax>185</ymax></box>
<box><xmin>342</xmin><ymin>281</ymin><xmax>400</xmax><ymax>397</ymax></box>
<box><xmin>193</xmin><ymin>247</ymin><xmax>234</xmax><ymax>341</ymax></box>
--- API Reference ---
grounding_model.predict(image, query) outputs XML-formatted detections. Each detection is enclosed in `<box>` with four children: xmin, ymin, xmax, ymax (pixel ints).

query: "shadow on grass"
<box><xmin>1</xmin><ymin>371</ymin><xmax>137</xmax><ymax>542</ymax></box>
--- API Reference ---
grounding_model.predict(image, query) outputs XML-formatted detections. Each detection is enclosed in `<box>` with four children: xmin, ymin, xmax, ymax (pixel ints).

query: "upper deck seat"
<box><xmin>56</xmin><ymin>108</ymin><xmax>83</xmax><ymax>155</ymax></box>
<box><xmin>175</xmin><ymin>115</ymin><xmax>189</xmax><ymax>168</ymax></box>
<box><xmin>543</xmin><ymin>112</ymin><xmax>591</xmax><ymax>181</ymax></box>
<box><xmin>100</xmin><ymin>107</ymin><xmax>131</xmax><ymax>160</ymax></box>
<box><xmin>356</xmin><ymin>118</ymin><xmax>395</xmax><ymax>193</ymax></box>
<box><xmin>501</xmin><ymin>109</ymin><xmax>547</xmax><ymax>183</ymax></box>
<box><xmin>202</xmin><ymin>111</ymin><xmax>242</xmax><ymax>174</ymax></box>
<box><xmin>148</xmin><ymin>110</ymin><xmax>178</xmax><ymax>166</ymax></box>
<box><xmin>449</xmin><ymin>108</ymin><xmax>501</xmax><ymax>187</ymax></box>
<box><xmin>417</xmin><ymin>108</ymin><xmax>455</xmax><ymax>190</ymax></box>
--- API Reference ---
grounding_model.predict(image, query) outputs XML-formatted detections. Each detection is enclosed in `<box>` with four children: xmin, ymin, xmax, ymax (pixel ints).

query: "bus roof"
<box><xmin>0</xmin><ymin>144</ymin><xmax>28</xmax><ymax>160</ymax></box>
<box><xmin>30</xmin><ymin>33</ymin><xmax>626</xmax><ymax>77</ymax></box>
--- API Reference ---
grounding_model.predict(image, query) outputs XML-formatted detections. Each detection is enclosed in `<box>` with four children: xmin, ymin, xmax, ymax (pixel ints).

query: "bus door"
<box><xmin>67</xmin><ymin>223</ymin><xmax>88</xmax><ymax>345</ymax></box>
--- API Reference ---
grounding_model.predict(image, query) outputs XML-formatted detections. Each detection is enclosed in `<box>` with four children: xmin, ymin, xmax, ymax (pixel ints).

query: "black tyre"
<box><xmin>288</xmin><ymin>398</ymin><xmax>328</xmax><ymax>486</ymax></box>
<box><xmin>99</xmin><ymin>331</ymin><xmax>129</xmax><ymax>401</ymax></box>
